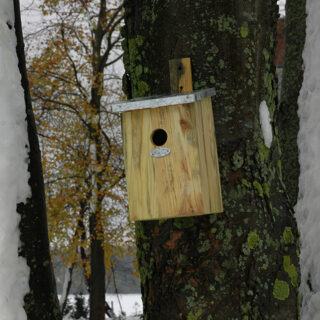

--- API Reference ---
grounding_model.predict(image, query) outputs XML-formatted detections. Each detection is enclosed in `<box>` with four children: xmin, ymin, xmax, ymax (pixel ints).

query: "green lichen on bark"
<box><xmin>247</xmin><ymin>232</ymin><xmax>260</xmax><ymax>249</ymax></box>
<box><xmin>273</xmin><ymin>279</ymin><xmax>290</xmax><ymax>301</ymax></box>
<box><xmin>283</xmin><ymin>256</ymin><xmax>298</xmax><ymax>287</ymax></box>
<box><xmin>240</xmin><ymin>23</ymin><xmax>249</xmax><ymax>38</ymax></box>
<box><xmin>283</xmin><ymin>227</ymin><xmax>295</xmax><ymax>244</ymax></box>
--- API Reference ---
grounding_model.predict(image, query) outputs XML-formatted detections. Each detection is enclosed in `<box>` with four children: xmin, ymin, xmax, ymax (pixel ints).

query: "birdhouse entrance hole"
<box><xmin>151</xmin><ymin>128</ymin><xmax>167</xmax><ymax>146</ymax></box>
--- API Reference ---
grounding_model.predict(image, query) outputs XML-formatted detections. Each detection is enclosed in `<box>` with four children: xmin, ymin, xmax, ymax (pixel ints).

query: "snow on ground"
<box><xmin>0</xmin><ymin>1</ymin><xmax>30</xmax><ymax>320</ymax></box>
<box><xmin>105</xmin><ymin>294</ymin><xmax>142</xmax><ymax>318</ymax></box>
<box><xmin>296</xmin><ymin>0</ymin><xmax>320</xmax><ymax>319</ymax></box>
<box><xmin>63</xmin><ymin>294</ymin><xmax>142</xmax><ymax>320</ymax></box>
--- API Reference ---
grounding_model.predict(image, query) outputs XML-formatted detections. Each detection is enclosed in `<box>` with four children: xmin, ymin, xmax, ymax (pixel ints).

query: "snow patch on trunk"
<box><xmin>277</xmin><ymin>0</ymin><xmax>286</xmax><ymax>16</ymax></box>
<box><xmin>296</xmin><ymin>1</ymin><xmax>320</xmax><ymax>319</ymax></box>
<box><xmin>259</xmin><ymin>101</ymin><xmax>273</xmax><ymax>148</ymax></box>
<box><xmin>0</xmin><ymin>1</ymin><xmax>30</xmax><ymax>319</ymax></box>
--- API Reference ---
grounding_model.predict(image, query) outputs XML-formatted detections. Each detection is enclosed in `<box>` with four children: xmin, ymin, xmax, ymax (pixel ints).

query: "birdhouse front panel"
<box><xmin>122</xmin><ymin>97</ymin><xmax>223</xmax><ymax>221</ymax></box>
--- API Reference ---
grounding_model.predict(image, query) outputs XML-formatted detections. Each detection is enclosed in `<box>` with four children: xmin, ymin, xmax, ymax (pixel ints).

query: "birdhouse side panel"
<box><xmin>122</xmin><ymin>110</ymin><xmax>152</xmax><ymax>220</ymax></box>
<box><xmin>193</xmin><ymin>98</ymin><xmax>223</xmax><ymax>213</ymax></box>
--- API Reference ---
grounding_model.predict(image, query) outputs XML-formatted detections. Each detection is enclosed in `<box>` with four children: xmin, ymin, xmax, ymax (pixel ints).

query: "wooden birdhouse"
<box><xmin>112</xmin><ymin>58</ymin><xmax>223</xmax><ymax>220</ymax></box>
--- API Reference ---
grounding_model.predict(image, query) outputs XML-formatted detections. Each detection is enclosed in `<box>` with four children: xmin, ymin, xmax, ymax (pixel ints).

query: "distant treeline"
<box><xmin>54</xmin><ymin>255</ymin><xmax>141</xmax><ymax>294</ymax></box>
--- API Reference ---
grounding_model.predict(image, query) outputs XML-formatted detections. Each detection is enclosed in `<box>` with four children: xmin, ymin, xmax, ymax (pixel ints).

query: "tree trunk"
<box><xmin>89</xmin><ymin>196</ymin><xmax>106</xmax><ymax>320</ymax></box>
<box><xmin>122</xmin><ymin>1</ymin><xmax>300</xmax><ymax>319</ymax></box>
<box><xmin>60</xmin><ymin>264</ymin><xmax>74</xmax><ymax>315</ymax></box>
<box><xmin>14</xmin><ymin>0</ymin><xmax>62</xmax><ymax>319</ymax></box>
<box><xmin>89</xmin><ymin>236</ymin><xmax>106</xmax><ymax>320</ymax></box>
<box><xmin>89</xmin><ymin>5</ymin><xmax>107</xmax><ymax>312</ymax></box>
<box><xmin>277</xmin><ymin>0</ymin><xmax>306</xmax><ymax>205</ymax></box>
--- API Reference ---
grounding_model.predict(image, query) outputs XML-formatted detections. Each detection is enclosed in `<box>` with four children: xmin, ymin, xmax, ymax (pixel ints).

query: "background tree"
<box><xmin>14</xmin><ymin>0</ymin><xmax>62</xmax><ymax>319</ymax></box>
<box><xmin>25</xmin><ymin>0</ymin><xmax>134</xmax><ymax>319</ymax></box>
<box><xmin>122</xmin><ymin>0</ymin><xmax>302</xmax><ymax>319</ymax></box>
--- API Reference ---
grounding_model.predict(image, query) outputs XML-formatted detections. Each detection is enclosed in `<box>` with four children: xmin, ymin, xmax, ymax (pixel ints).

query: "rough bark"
<box><xmin>122</xmin><ymin>1</ymin><xmax>300</xmax><ymax>319</ymax></box>
<box><xmin>277</xmin><ymin>0</ymin><xmax>306</xmax><ymax>205</ymax></box>
<box><xmin>14</xmin><ymin>0</ymin><xmax>62</xmax><ymax>319</ymax></box>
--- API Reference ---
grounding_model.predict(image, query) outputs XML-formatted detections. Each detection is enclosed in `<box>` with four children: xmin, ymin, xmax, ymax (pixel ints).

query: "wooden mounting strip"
<box><xmin>169</xmin><ymin>57</ymin><xmax>193</xmax><ymax>94</ymax></box>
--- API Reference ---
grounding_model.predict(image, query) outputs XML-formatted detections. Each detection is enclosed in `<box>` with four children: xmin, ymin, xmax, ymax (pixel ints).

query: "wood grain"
<box><xmin>169</xmin><ymin>58</ymin><xmax>193</xmax><ymax>93</ymax></box>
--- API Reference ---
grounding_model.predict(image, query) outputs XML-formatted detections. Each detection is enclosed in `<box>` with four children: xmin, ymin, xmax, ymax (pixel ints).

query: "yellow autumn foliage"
<box><xmin>25</xmin><ymin>0</ymin><xmax>135</xmax><ymax>277</ymax></box>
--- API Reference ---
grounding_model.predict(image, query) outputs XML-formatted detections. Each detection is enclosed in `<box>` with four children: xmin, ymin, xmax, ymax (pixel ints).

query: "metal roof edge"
<box><xmin>110</xmin><ymin>87</ymin><xmax>216</xmax><ymax>113</ymax></box>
